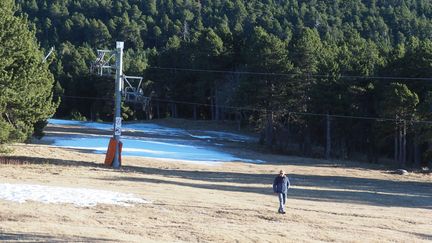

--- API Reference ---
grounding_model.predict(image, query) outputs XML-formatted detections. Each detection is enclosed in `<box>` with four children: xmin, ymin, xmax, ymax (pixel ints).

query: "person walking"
<box><xmin>273</xmin><ymin>170</ymin><xmax>291</xmax><ymax>214</ymax></box>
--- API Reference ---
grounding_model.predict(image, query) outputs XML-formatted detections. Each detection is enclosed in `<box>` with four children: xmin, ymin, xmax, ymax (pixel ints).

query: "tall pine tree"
<box><xmin>0</xmin><ymin>0</ymin><xmax>57</xmax><ymax>144</ymax></box>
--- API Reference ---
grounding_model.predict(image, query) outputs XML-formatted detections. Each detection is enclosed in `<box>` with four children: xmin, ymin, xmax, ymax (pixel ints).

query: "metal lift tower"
<box><xmin>91</xmin><ymin>42</ymin><xmax>151</xmax><ymax>169</ymax></box>
<box><xmin>112</xmin><ymin>41</ymin><xmax>124</xmax><ymax>169</ymax></box>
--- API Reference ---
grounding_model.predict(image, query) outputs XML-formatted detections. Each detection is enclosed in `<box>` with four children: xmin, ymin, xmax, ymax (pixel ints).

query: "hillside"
<box><xmin>14</xmin><ymin>0</ymin><xmax>432</xmax><ymax>166</ymax></box>
<box><xmin>17</xmin><ymin>0</ymin><xmax>432</xmax><ymax>49</ymax></box>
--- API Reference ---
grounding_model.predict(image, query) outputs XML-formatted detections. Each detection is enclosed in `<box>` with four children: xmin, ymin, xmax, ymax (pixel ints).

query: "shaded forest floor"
<box><xmin>0</xmin><ymin>121</ymin><xmax>431</xmax><ymax>242</ymax></box>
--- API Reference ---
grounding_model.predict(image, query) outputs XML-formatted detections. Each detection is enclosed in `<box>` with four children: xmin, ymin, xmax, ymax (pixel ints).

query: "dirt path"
<box><xmin>0</xmin><ymin>124</ymin><xmax>431</xmax><ymax>242</ymax></box>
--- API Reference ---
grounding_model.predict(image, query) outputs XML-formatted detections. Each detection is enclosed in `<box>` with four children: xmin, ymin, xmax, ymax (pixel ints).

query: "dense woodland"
<box><xmin>10</xmin><ymin>0</ymin><xmax>432</xmax><ymax>167</ymax></box>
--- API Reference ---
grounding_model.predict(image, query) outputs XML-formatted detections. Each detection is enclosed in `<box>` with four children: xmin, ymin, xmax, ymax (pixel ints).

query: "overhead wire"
<box><xmin>56</xmin><ymin>95</ymin><xmax>432</xmax><ymax>125</ymax></box>
<box><xmin>148</xmin><ymin>66</ymin><xmax>432</xmax><ymax>81</ymax></box>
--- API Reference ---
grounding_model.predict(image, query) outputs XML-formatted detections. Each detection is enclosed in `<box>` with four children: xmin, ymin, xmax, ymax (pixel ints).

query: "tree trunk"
<box><xmin>148</xmin><ymin>104</ymin><xmax>153</xmax><ymax>120</ymax></box>
<box><xmin>414</xmin><ymin>128</ymin><xmax>421</xmax><ymax>167</ymax></box>
<box><xmin>395</xmin><ymin>124</ymin><xmax>399</xmax><ymax>164</ymax></box>
<box><xmin>340</xmin><ymin>136</ymin><xmax>348</xmax><ymax>159</ymax></box>
<box><xmin>286</xmin><ymin>118</ymin><xmax>291</xmax><ymax>150</ymax></box>
<box><xmin>193</xmin><ymin>105</ymin><xmax>197</xmax><ymax>120</ymax></box>
<box><xmin>303</xmin><ymin>123</ymin><xmax>312</xmax><ymax>156</ymax></box>
<box><xmin>265</xmin><ymin>110</ymin><xmax>273</xmax><ymax>149</ymax></box>
<box><xmin>167</xmin><ymin>103</ymin><xmax>171</xmax><ymax>118</ymax></box>
<box><xmin>210</xmin><ymin>95</ymin><xmax>215</xmax><ymax>121</ymax></box>
<box><xmin>402</xmin><ymin>120</ymin><xmax>407</xmax><ymax>167</ymax></box>
<box><xmin>399</xmin><ymin>123</ymin><xmax>403</xmax><ymax>166</ymax></box>
<box><xmin>170</xmin><ymin>103</ymin><xmax>177</xmax><ymax>118</ymax></box>
<box><xmin>215</xmin><ymin>86</ymin><xmax>220</xmax><ymax>121</ymax></box>
<box><xmin>237</xmin><ymin>112</ymin><xmax>241</xmax><ymax>131</ymax></box>
<box><xmin>156</xmin><ymin>102</ymin><xmax>160</xmax><ymax>119</ymax></box>
<box><xmin>367</xmin><ymin>135</ymin><xmax>376</xmax><ymax>163</ymax></box>
<box><xmin>170</xmin><ymin>104</ymin><xmax>173</xmax><ymax>118</ymax></box>
<box><xmin>325</xmin><ymin>113</ymin><xmax>331</xmax><ymax>160</ymax></box>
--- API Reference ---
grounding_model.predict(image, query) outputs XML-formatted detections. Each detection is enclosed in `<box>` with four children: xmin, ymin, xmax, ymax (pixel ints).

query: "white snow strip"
<box><xmin>0</xmin><ymin>183</ymin><xmax>150</xmax><ymax>207</ymax></box>
<box><xmin>189</xmin><ymin>135</ymin><xmax>213</xmax><ymax>139</ymax></box>
<box><xmin>123</xmin><ymin>123</ymin><xmax>189</xmax><ymax>136</ymax></box>
<box><xmin>202</xmin><ymin>131</ymin><xmax>255</xmax><ymax>142</ymax></box>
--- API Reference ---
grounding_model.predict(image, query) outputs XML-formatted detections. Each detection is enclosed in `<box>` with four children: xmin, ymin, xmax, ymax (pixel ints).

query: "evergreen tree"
<box><xmin>0</xmin><ymin>0</ymin><xmax>57</xmax><ymax>144</ymax></box>
<box><xmin>238</xmin><ymin>27</ymin><xmax>292</xmax><ymax>148</ymax></box>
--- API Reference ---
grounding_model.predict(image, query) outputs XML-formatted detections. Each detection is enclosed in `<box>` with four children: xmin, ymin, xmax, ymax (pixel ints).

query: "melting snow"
<box><xmin>48</xmin><ymin>119</ymin><xmax>256</xmax><ymax>142</ymax></box>
<box><xmin>42</xmin><ymin>135</ymin><xmax>263</xmax><ymax>164</ymax></box>
<box><xmin>124</xmin><ymin>123</ymin><xmax>189</xmax><ymax>136</ymax></box>
<box><xmin>46</xmin><ymin>119</ymin><xmax>263</xmax><ymax>164</ymax></box>
<box><xmin>201</xmin><ymin>131</ymin><xmax>255</xmax><ymax>142</ymax></box>
<box><xmin>0</xmin><ymin>183</ymin><xmax>149</xmax><ymax>207</ymax></box>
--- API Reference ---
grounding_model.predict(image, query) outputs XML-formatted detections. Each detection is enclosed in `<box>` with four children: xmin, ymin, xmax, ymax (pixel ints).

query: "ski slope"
<box><xmin>44</xmin><ymin>119</ymin><xmax>262</xmax><ymax>164</ymax></box>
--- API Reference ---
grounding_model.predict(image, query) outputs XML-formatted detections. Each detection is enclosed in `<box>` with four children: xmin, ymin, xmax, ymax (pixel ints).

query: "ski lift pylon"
<box><xmin>91</xmin><ymin>49</ymin><xmax>152</xmax><ymax>111</ymax></box>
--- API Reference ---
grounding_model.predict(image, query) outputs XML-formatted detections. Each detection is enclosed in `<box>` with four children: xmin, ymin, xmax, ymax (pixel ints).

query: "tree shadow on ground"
<box><xmin>3</xmin><ymin>155</ymin><xmax>432</xmax><ymax>209</ymax></box>
<box><xmin>0</xmin><ymin>232</ymin><xmax>114</xmax><ymax>242</ymax></box>
<box><xmin>0</xmin><ymin>155</ymin><xmax>105</xmax><ymax>168</ymax></box>
<box><xmin>116</xmin><ymin>165</ymin><xmax>431</xmax><ymax>209</ymax></box>
<box><xmin>405</xmin><ymin>232</ymin><xmax>432</xmax><ymax>241</ymax></box>
<box><xmin>122</xmin><ymin>165</ymin><xmax>431</xmax><ymax>199</ymax></box>
<box><xmin>99</xmin><ymin>175</ymin><xmax>432</xmax><ymax>209</ymax></box>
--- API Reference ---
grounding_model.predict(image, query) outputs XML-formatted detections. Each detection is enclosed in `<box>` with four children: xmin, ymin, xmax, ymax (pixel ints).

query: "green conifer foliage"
<box><xmin>0</xmin><ymin>0</ymin><xmax>57</xmax><ymax>144</ymax></box>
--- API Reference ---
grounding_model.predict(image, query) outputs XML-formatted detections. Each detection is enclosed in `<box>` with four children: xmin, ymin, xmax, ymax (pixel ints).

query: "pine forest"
<box><xmin>4</xmin><ymin>0</ymin><xmax>432</xmax><ymax>167</ymax></box>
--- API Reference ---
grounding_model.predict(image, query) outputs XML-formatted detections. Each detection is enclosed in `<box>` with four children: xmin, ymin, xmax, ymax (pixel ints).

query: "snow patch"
<box><xmin>42</xmin><ymin>135</ymin><xmax>264</xmax><ymax>164</ymax></box>
<box><xmin>48</xmin><ymin>119</ymin><xmax>256</xmax><ymax>142</ymax></box>
<box><xmin>0</xmin><ymin>183</ymin><xmax>149</xmax><ymax>207</ymax></box>
<box><xmin>46</xmin><ymin>119</ymin><xmax>263</xmax><ymax>164</ymax></box>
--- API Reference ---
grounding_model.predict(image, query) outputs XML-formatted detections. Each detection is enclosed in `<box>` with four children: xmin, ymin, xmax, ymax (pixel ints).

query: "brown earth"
<box><xmin>0</xmin><ymin>122</ymin><xmax>431</xmax><ymax>242</ymax></box>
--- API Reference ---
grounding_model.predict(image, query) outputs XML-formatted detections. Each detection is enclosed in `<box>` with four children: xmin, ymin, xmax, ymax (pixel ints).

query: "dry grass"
<box><xmin>0</xmin><ymin>122</ymin><xmax>431</xmax><ymax>242</ymax></box>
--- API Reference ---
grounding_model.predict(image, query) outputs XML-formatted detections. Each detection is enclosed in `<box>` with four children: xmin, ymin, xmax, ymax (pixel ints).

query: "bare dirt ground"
<box><xmin>0</xmin><ymin>121</ymin><xmax>431</xmax><ymax>242</ymax></box>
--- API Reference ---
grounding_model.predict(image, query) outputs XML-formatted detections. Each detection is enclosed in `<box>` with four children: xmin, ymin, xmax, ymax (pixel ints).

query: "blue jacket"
<box><xmin>273</xmin><ymin>175</ymin><xmax>290</xmax><ymax>193</ymax></box>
